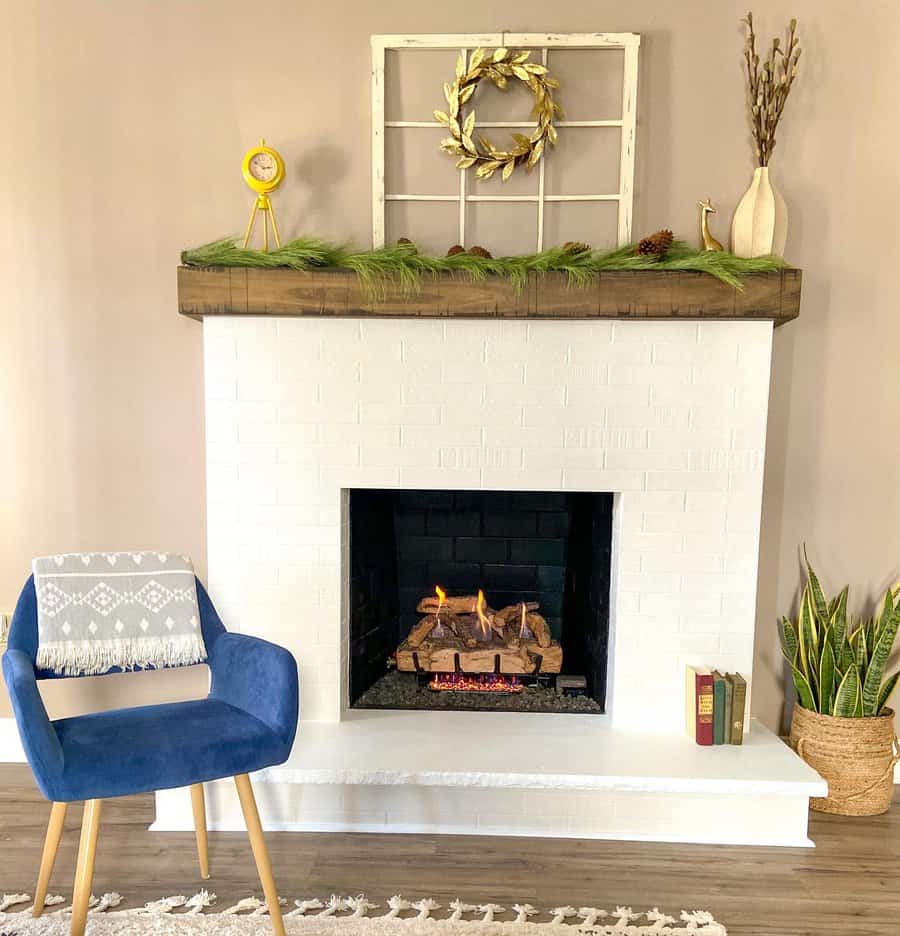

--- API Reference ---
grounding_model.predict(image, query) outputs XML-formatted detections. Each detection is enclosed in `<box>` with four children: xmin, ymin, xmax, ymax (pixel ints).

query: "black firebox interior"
<box><xmin>348</xmin><ymin>489</ymin><xmax>613</xmax><ymax>712</ymax></box>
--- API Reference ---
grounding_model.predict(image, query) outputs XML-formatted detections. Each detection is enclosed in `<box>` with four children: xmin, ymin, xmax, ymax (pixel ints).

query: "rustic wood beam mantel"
<box><xmin>177</xmin><ymin>266</ymin><xmax>801</xmax><ymax>325</ymax></box>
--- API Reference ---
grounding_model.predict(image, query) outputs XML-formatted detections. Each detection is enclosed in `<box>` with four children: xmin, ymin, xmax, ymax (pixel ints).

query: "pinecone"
<box><xmin>446</xmin><ymin>244</ymin><xmax>466</xmax><ymax>256</ymax></box>
<box><xmin>468</xmin><ymin>245</ymin><xmax>493</xmax><ymax>259</ymax></box>
<box><xmin>636</xmin><ymin>229</ymin><xmax>674</xmax><ymax>258</ymax></box>
<box><xmin>561</xmin><ymin>241</ymin><xmax>591</xmax><ymax>255</ymax></box>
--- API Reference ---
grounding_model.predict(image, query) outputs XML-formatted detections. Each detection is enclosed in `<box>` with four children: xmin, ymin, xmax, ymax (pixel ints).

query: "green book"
<box><xmin>712</xmin><ymin>671</ymin><xmax>726</xmax><ymax>744</ymax></box>
<box><xmin>722</xmin><ymin>673</ymin><xmax>734</xmax><ymax>745</ymax></box>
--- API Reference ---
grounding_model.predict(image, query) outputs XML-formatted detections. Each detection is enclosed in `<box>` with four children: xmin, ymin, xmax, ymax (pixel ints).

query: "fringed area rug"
<box><xmin>0</xmin><ymin>893</ymin><xmax>726</xmax><ymax>935</ymax></box>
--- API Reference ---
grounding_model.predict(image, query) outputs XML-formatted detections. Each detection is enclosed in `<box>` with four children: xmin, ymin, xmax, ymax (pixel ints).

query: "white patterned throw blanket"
<box><xmin>32</xmin><ymin>552</ymin><xmax>206</xmax><ymax>676</ymax></box>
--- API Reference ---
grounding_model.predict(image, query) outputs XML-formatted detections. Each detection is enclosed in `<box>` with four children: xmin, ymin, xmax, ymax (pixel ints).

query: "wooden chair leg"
<box><xmin>32</xmin><ymin>802</ymin><xmax>67</xmax><ymax>918</ymax></box>
<box><xmin>70</xmin><ymin>799</ymin><xmax>102</xmax><ymax>936</ymax></box>
<box><xmin>234</xmin><ymin>774</ymin><xmax>285</xmax><ymax>936</ymax></box>
<box><xmin>190</xmin><ymin>783</ymin><xmax>211</xmax><ymax>879</ymax></box>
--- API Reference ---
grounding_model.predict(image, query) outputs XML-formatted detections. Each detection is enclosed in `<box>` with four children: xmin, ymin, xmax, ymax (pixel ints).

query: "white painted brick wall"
<box><xmin>203</xmin><ymin>318</ymin><xmax>774</xmax><ymax>732</ymax></box>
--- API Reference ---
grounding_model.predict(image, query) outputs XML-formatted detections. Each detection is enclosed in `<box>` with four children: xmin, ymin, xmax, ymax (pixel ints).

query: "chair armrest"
<box><xmin>2</xmin><ymin>649</ymin><xmax>64</xmax><ymax>790</ymax></box>
<box><xmin>208</xmin><ymin>633</ymin><xmax>299</xmax><ymax>748</ymax></box>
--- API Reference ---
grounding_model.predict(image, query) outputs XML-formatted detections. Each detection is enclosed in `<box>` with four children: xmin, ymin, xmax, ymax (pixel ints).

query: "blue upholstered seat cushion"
<box><xmin>49</xmin><ymin>698</ymin><xmax>291</xmax><ymax>802</ymax></box>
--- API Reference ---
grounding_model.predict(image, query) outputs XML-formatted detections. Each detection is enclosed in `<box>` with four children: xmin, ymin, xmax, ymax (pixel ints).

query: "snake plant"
<box><xmin>780</xmin><ymin>552</ymin><xmax>900</xmax><ymax>717</ymax></box>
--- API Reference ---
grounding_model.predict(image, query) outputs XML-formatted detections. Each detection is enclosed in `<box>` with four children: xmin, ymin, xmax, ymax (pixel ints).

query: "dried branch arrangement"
<box><xmin>742</xmin><ymin>12</ymin><xmax>802</xmax><ymax>166</ymax></box>
<box><xmin>435</xmin><ymin>47</ymin><xmax>561</xmax><ymax>181</ymax></box>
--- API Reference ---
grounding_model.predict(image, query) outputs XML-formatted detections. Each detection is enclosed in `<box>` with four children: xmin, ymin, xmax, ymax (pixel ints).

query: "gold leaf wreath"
<box><xmin>434</xmin><ymin>47</ymin><xmax>562</xmax><ymax>181</ymax></box>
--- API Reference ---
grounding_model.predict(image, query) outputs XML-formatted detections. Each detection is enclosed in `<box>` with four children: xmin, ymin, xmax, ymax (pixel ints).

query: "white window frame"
<box><xmin>371</xmin><ymin>32</ymin><xmax>640</xmax><ymax>250</ymax></box>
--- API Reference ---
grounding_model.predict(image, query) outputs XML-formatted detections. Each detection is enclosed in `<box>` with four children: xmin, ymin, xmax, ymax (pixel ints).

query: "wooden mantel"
<box><xmin>178</xmin><ymin>266</ymin><xmax>801</xmax><ymax>326</ymax></box>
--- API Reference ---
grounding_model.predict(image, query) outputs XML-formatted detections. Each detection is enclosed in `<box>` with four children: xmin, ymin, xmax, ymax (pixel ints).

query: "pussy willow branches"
<box><xmin>742</xmin><ymin>12</ymin><xmax>801</xmax><ymax>167</ymax></box>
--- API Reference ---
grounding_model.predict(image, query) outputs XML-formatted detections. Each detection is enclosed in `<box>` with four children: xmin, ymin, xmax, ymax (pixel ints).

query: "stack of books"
<box><xmin>685</xmin><ymin>666</ymin><xmax>747</xmax><ymax>745</ymax></box>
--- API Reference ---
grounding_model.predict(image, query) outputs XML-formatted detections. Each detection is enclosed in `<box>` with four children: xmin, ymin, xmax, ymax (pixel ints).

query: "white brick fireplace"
<box><xmin>153</xmin><ymin>313</ymin><xmax>825</xmax><ymax>846</ymax></box>
<box><xmin>204</xmin><ymin>315</ymin><xmax>772</xmax><ymax>728</ymax></box>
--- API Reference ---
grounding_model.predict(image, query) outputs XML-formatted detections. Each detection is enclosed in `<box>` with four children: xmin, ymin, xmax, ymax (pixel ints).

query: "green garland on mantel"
<box><xmin>181</xmin><ymin>236</ymin><xmax>787</xmax><ymax>293</ymax></box>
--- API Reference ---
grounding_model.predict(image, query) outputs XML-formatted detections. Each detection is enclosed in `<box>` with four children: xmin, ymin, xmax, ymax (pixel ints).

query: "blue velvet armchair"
<box><xmin>2</xmin><ymin>574</ymin><xmax>299</xmax><ymax>936</ymax></box>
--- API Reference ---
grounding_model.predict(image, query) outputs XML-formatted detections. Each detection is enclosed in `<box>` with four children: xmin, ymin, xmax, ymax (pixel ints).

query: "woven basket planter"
<box><xmin>790</xmin><ymin>704</ymin><xmax>899</xmax><ymax>816</ymax></box>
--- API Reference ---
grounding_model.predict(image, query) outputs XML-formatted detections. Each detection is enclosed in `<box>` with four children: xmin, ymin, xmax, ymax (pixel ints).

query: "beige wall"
<box><xmin>2</xmin><ymin>0</ymin><xmax>898</xmax><ymax>729</ymax></box>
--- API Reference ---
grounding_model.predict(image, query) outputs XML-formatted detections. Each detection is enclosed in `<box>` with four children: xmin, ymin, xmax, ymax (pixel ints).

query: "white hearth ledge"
<box><xmin>154</xmin><ymin>711</ymin><xmax>826</xmax><ymax>847</ymax></box>
<box><xmin>260</xmin><ymin>710</ymin><xmax>823</xmax><ymax>795</ymax></box>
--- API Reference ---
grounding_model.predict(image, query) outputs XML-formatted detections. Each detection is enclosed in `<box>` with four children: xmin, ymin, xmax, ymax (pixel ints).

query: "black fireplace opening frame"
<box><xmin>347</xmin><ymin>489</ymin><xmax>613</xmax><ymax>712</ymax></box>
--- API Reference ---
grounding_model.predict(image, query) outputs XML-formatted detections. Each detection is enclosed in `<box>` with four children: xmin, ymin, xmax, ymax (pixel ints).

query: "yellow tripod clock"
<box><xmin>241</xmin><ymin>139</ymin><xmax>285</xmax><ymax>250</ymax></box>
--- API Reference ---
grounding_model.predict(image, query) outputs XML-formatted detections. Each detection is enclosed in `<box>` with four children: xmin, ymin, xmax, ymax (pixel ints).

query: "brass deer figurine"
<box><xmin>698</xmin><ymin>198</ymin><xmax>724</xmax><ymax>252</ymax></box>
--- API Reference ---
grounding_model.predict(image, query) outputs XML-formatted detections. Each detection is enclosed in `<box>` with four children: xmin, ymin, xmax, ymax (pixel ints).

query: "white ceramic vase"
<box><xmin>730</xmin><ymin>166</ymin><xmax>788</xmax><ymax>258</ymax></box>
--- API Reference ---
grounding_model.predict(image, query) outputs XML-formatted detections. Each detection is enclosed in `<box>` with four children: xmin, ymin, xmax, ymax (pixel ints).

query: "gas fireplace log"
<box><xmin>493</xmin><ymin>602</ymin><xmax>540</xmax><ymax>625</ymax></box>
<box><xmin>417</xmin><ymin>595</ymin><xmax>482</xmax><ymax>614</ymax></box>
<box><xmin>407</xmin><ymin>614</ymin><xmax>440</xmax><ymax>647</ymax></box>
<box><xmin>395</xmin><ymin>638</ymin><xmax>563</xmax><ymax>674</ymax></box>
<box><xmin>489</xmin><ymin>605</ymin><xmax>552</xmax><ymax>648</ymax></box>
<box><xmin>454</xmin><ymin>611</ymin><xmax>508</xmax><ymax>641</ymax></box>
<box><xmin>409</xmin><ymin>612</ymin><xmax>548</xmax><ymax>647</ymax></box>
<box><xmin>525</xmin><ymin>612</ymin><xmax>552</xmax><ymax>648</ymax></box>
<box><xmin>489</xmin><ymin>614</ymin><xmax>505</xmax><ymax>639</ymax></box>
<box><xmin>449</xmin><ymin>613</ymin><xmax>496</xmax><ymax>646</ymax></box>
<box><xmin>407</xmin><ymin>612</ymin><xmax>471</xmax><ymax>647</ymax></box>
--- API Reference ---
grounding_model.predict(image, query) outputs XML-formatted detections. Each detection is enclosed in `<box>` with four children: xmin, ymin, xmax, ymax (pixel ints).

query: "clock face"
<box><xmin>248</xmin><ymin>152</ymin><xmax>278</xmax><ymax>182</ymax></box>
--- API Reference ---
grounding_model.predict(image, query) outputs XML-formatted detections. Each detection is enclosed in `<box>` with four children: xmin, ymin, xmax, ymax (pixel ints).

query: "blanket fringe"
<box><xmin>36</xmin><ymin>634</ymin><xmax>207</xmax><ymax>677</ymax></box>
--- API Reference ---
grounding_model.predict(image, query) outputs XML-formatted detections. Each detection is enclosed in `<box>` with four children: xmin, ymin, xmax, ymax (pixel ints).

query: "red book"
<box><xmin>686</xmin><ymin>666</ymin><xmax>714</xmax><ymax>745</ymax></box>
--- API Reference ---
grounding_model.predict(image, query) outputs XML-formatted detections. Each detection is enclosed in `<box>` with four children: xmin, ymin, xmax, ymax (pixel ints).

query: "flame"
<box><xmin>432</xmin><ymin>585</ymin><xmax>447</xmax><ymax>638</ymax></box>
<box><xmin>519</xmin><ymin>602</ymin><xmax>527</xmax><ymax>638</ymax></box>
<box><xmin>476</xmin><ymin>589</ymin><xmax>491</xmax><ymax>639</ymax></box>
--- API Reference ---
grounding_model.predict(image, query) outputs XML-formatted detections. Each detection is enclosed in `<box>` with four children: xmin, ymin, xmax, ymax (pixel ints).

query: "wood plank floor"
<box><xmin>0</xmin><ymin>765</ymin><xmax>896</xmax><ymax>935</ymax></box>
